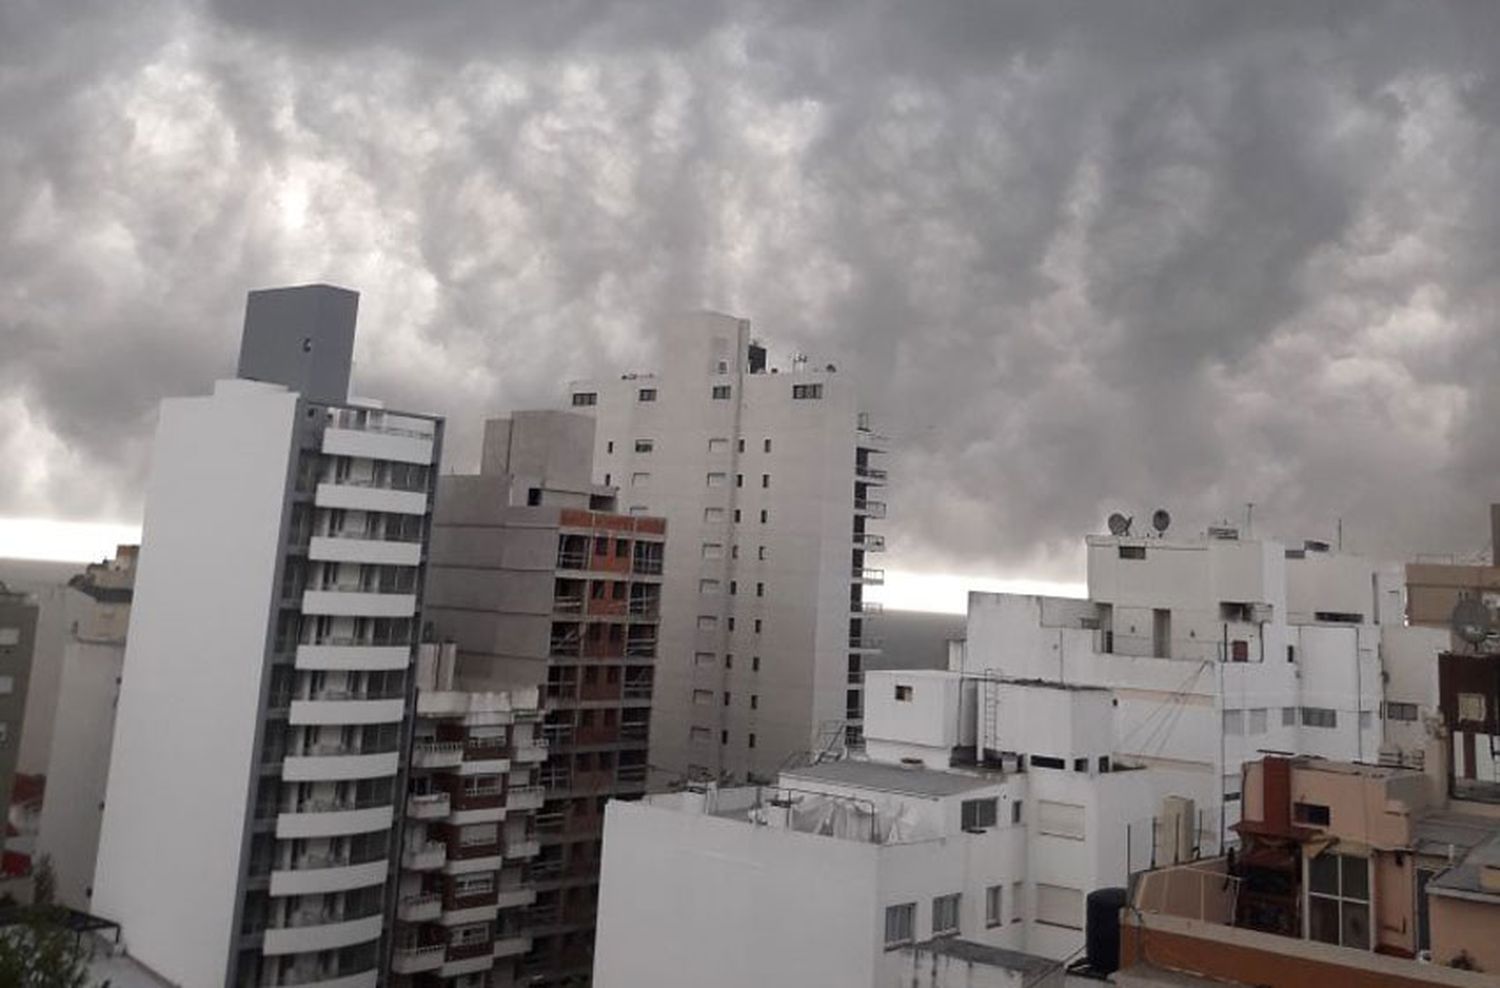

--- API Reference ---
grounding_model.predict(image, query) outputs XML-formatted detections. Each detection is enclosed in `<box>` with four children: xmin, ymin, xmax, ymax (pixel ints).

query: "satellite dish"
<box><xmin>1107</xmin><ymin>513</ymin><xmax>1133</xmax><ymax>537</ymax></box>
<box><xmin>1450</xmin><ymin>597</ymin><xmax>1492</xmax><ymax>647</ymax></box>
<box><xmin>1152</xmin><ymin>509</ymin><xmax>1172</xmax><ymax>534</ymax></box>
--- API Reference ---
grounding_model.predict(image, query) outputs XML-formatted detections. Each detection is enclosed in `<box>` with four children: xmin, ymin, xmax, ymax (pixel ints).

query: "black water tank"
<box><xmin>1085</xmin><ymin>887</ymin><xmax>1128</xmax><ymax>973</ymax></box>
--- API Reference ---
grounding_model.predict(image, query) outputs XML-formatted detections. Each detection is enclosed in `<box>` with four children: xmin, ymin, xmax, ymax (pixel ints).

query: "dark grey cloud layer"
<box><xmin>6</xmin><ymin>0</ymin><xmax>1500</xmax><ymax>579</ymax></box>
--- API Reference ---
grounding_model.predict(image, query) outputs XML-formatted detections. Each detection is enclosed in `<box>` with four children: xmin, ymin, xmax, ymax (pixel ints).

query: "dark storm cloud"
<box><xmin>6</xmin><ymin>0</ymin><xmax>1500</xmax><ymax>578</ymax></box>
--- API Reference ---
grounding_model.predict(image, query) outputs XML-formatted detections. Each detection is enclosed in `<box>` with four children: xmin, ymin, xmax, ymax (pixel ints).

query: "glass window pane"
<box><xmin>1308</xmin><ymin>896</ymin><xmax>1340</xmax><ymax>945</ymax></box>
<box><xmin>1341</xmin><ymin>855</ymin><xmax>1369</xmax><ymax>901</ymax></box>
<box><xmin>1341</xmin><ymin>901</ymin><xmax>1371</xmax><ymax>950</ymax></box>
<box><xmin>1309</xmin><ymin>854</ymin><xmax>1339</xmax><ymax>895</ymax></box>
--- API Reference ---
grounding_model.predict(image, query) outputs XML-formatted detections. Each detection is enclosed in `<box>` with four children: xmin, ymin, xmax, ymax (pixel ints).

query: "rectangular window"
<box><xmin>634</xmin><ymin>439</ymin><xmax>654</xmax><ymax>453</ymax></box>
<box><xmin>961</xmin><ymin>798</ymin><xmax>998</xmax><ymax>831</ymax></box>
<box><xmin>1308</xmin><ymin>853</ymin><xmax>1370</xmax><ymax>950</ymax></box>
<box><xmin>638</xmin><ymin>388</ymin><xmax>656</xmax><ymax>402</ymax></box>
<box><xmin>1248</xmin><ymin>708</ymin><xmax>1268</xmax><ymax>734</ymax></box>
<box><xmin>761</xmin><ymin>474</ymin><xmax>769</xmax><ymax>488</ymax></box>
<box><xmin>1118</xmin><ymin>545</ymin><xmax>1146</xmax><ymax>560</ymax></box>
<box><xmin>606</xmin><ymin>440</ymin><xmax>614</xmax><ymax>453</ymax></box>
<box><xmin>1012</xmin><ymin>800</ymin><xmax>1023</xmax><ymax>824</ymax></box>
<box><xmin>704</xmin><ymin>507</ymin><xmax>724</xmax><ymax>523</ymax></box>
<box><xmin>693</xmin><ymin>690</ymin><xmax>713</xmax><ymax>706</ymax></box>
<box><xmin>986</xmin><ymin>886</ymin><xmax>1003</xmax><ymax>928</ymax></box>
<box><xmin>631</xmin><ymin>472</ymin><xmax>650</xmax><ymax>486</ymax></box>
<box><xmin>884</xmin><ymin>903</ymin><xmax>915</xmax><ymax>949</ymax></box>
<box><xmin>711</xmin><ymin>385</ymin><xmax>732</xmax><ymax>400</ymax></box>
<box><xmin>754</xmin><ymin>619</ymin><xmax>763</xmax><ymax>633</ymax></box>
<box><xmin>697</xmin><ymin>615</ymin><xmax>718</xmax><ymax>630</ymax></box>
<box><xmin>759</xmin><ymin>509</ymin><xmax>768</xmax><ymax>524</ymax></box>
<box><xmin>748</xmin><ymin>733</ymin><xmax>756</xmax><ymax>748</ymax></box>
<box><xmin>932</xmin><ymin>894</ymin><xmax>961</xmax><ymax>936</ymax></box>
<box><xmin>1037</xmin><ymin>800</ymin><xmax>1086</xmax><ymax>840</ymax></box>
<box><xmin>1011</xmin><ymin>882</ymin><xmax>1024</xmax><ymax>923</ymax></box>
<box><xmin>750</xmin><ymin>695</ymin><xmax>758</xmax><ymax>710</ymax></box>
<box><xmin>702</xmin><ymin>543</ymin><xmax>724</xmax><ymax>559</ymax></box>
<box><xmin>453</xmin><ymin>923</ymin><xmax>490</xmax><ymax>946</ymax></box>
<box><xmin>1035</xmin><ymin>885</ymin><xmax>1083</xmax><ymax>930</ymax></box>
<box><xmin>752</xmin><ymin>656</ymin><xmax>761</xmax><ymax>671</ymax></box>
<box><xmin>1384</xmin><ymin>701</ymin><xmax>1419</xmax><ymax>722</ymax></box>
<box><xmin>1294</xmin><ymin>802</ymin><xmax>1331</xmax><ymax>826</ymax></box>
<box><xmin>894</xmin><ymin>684</ymin><xmax>913</xmax><ymax>702</ymax></box>
<box><xmin>755</xmin><ymin>582</ymin><xmax>765</xmax><ymax>597</ymax></box>
<box><xmin>699</xmin><ymin>579</ymin><xmax>720</xmax><ymax>594</ymax></box>
<box><xmin>757</xmin><ymin>546</ymin><xmax>767</xmax><ymax>560</ymax></box>
<box><xmin>763</xmin><ymin>439</ymin><xmax>772</xmax><ymax>452</ymax></box>
<box><xmin>1301</xmin><ymin>707</ymin><xmax>1337</xmax><ymax>729</ymax></box>
<box><xmin>571</xmin><ymin>392</ymin><xmax>597</xmax><ymax>406</ymax></box>
<box><xmin>1458</xmin><ymin>693</ymin><xmax>1487</xmax><ymax>723</ymax></box>
<box><xmin>720</xmin><ymin>730</ymin><xmax>728</xmax><ymax>745</ymax></box>
<box><xmin>706</xmin><ymin>472</ymin><xmax>727</xmax><ymax>487</ymax></box>
<box><xmin>708</xmin><ymin>438</ymin><xmax>729</xmax><ymax>453</ymax></box>
<box><xmin>792</xmin><ymin>383</ymin><xmax>824</xmax><ymax>400</ymax></box>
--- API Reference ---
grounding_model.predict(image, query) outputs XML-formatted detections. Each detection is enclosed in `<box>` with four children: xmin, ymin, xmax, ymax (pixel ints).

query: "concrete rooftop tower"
<box><xmin>236</xmin><ymin>284</ymin><xmax>359</xmax><ymax>405</ymax></box>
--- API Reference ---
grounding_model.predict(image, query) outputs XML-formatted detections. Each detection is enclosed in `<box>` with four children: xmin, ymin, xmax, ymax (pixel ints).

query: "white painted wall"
<box><xmin>93</xmin><ymin>380</ymin><xmax>298</xmax><ymax>988</ymax></box>
<box><xmin>864</xmin><ymin>670</ymin><xmax>970</xmax><ymax>768</ymax></box>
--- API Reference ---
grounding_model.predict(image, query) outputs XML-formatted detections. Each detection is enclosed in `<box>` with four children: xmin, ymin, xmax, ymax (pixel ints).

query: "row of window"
<box><xmin>572</xmin><ymin>384</ymin><xmax>823</xmax><ymax>405</ymax></box>
<box><xmin>610</xmin><ymin>437</ymin><xmax>778</xmax><ymax>455</ymax></box>
<box><xmin>694</xmin><ymin>652</ymin><xmax>763</xmax><ymax>672</ymax></box>
<box><xmin>693</xmin><ymin>689</ymin><xmax>760</xmax><ymax>710</ymax></box>
<box><xmin>1221</xmin><ymin>705</ymin><xmax>1394</xmax><ymax>734</ymax></box>
<box><xmin>695</xmin><ymin>615</ymin><xmax>766</xmax><ymax>633</ymax></box>
<box><xmin>884</xmin><ymin>885</ymin><xmax>1021</xmax><ymax>948</ymax></box>
<box><xmin>689</xmin><ymin>726</ymin><xmax>758</xmax><ymax>748</ymax></box>
<box><xmin>701</xmin><ymin>542</ymin><xmax>770</xmax><ymax>561</ymax></box>
<box><xmin>700</xmin><ymin>579</ymin><xmax>769</xmax><ymax>597</ymax></box>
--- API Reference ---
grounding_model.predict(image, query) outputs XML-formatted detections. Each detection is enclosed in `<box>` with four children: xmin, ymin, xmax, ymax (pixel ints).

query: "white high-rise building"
<box><xmin>566</xmin><ymin>312</ymin><xmax>886</xmax><ymax>782</ymax></box>
<box><xmin>93</xmin><ymin>285</ymin><xmax>442</xmax><ymax>988</ymax></box>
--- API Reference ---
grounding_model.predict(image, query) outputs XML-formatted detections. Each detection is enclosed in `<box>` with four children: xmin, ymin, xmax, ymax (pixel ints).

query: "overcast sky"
<box><xmin>5</xmin><ymin>1</ymin><xmax>1500</xmax><ymax>582</ymax></box>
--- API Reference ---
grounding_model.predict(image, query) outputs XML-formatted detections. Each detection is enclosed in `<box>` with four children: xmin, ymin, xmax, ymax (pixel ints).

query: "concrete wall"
<box><xmin>93</xmin><ymin>379</ymin><xmax>298</xmax><ymax>988</ymax></box>
<box><xmin>594</xmin><ymin>799</ymin><xmax>883</xmax><ymax>988</ymax></box>
<box><xmin>1429</xmin><ymin>895</ymin><xmax>1500</xmax><ymax>973</ymax></box>
<box><xmin>864</xmin><ymin>670</ymin><xmax>968</xmax><ymax>768</ymax></box>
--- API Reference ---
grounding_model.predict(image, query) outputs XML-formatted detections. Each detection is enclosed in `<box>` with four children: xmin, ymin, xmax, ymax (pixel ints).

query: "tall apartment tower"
<box><xmin>424</xmin><ymin>410</ymin><xmax>665</xmax><ymax>987</ymax></box>
<box><xmin>93</xmin><ymin>285</ymin><xmax>443</xmax><ymax>988</ymax></box>
<box><xmin>567</xmin><ymin>312</ymin><xmax>885</xmax><ymax>782</ymax></box>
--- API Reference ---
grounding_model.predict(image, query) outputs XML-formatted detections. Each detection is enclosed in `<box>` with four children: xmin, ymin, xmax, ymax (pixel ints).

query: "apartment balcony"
<box><xmin>389</xmin><ymin>944</ymin><xmax>445</xmax><ymax>975</ymax></box>
<box><xmin>261</xmin><ymin>913</ymin><xmax>383</xmax><ymax>956</ymax></box>
<box><xmin>853</xmin><ymin>498</ymin><xmax>887</xmax><ymax>519</ymax></box>
<box><xmin>631</xmin><ymin>557</ymin><xmax>664</xmax><ymax>577</ymax></box>
<box><xmin>259</xmin><ymin>969</ymin><xmax>378</xmax><ymax>988</ymax></box>
<box><xmin>851</xmin><ymin>567</ymin><xmax>885</xmax><ymax>586</ymax></box>
<box><xmin>308</xmin><ymin>533</ymin><xmax>422</xmax><ymax>567</ymax></box>
<box><xmin>624</xmin><ymin>639</ymin><xmax>657</xmax><ymax>658</ymax></box>
<box><xmin>627</xmin><ymin>598</ymin><xmax>660</xmax><ymax>618</ymax></box>
<box><xmin>851</xmin><ymin>600</ymin><xmax>883</xmax><ymax>615</ymax></box>
<box><xmin>457</xmin><ymin>754</ymin><xmax>510</xmax><ymax>776</ymax></box>
<box><xmin>495</xmin><ymin>886</ymin><xmax>537</xmax><ymax>910</ymax></box>
<box><xmin>505</xmin><ymin>838</ymin><xmax>541</xmax><ymax>859</ymax></box>
<box><xmin>622</xmin><ymin>682</ymin><xmax>653</xmax><ymax>702</ymax></box>
<box><xmin>443</xmin><ymin>852</ymin><xmax>504</xmax><ymax>876</ymax></box>
<box><xmin>507</xmin><ymin>785</ymin><xmax>545</xmax><ymax>810</ymax></box>
<box><xmin>852</xmin><ymin>532</ymin><xmax>886</xmax><ymax>552</ymax></box>
<box><xmin>276</xmin><ymin>804</ymin><xmax>394</xmax><ymax>840</ymax></box>
<box><xmin>555</xmin><ymin>550</ymin><xmax>589</xmax><ymax>571</ymax></box>
<box><xmin>511</xmin><ymin>740</ymin><xmax>548</xmax><ymax>764</ymax></box>
<box><xmin>402</xmin><ymin>842</ymin><xmax>446</xmax><ymax>871</ymax></box>
<box><xmin>288</xmin><ymin>698</ymin><xmax>405</xmax><ymax>727</ymax></box>
<box><xmin>854</xmin><ymin>464</ymin><xmax>888</xmax><ymax>484</ymax></box>
<box><xmin>855</xmin><ymin>418</ymin><xmax>889</xmax><ymax>451</ymax></box>
<box><xmin>553</xmin><ymin>595</ymin><xmax>585</xmax><ymax>615</ymax></box>
<box><xmin>440</xmin><ymin>948</ymin><xmax>496</xmax><ymax>979</ymax></box>
<box><xmin>848</xmin><ymin>636</ymin><xmax>883</xmax><ymax>653</ymax></box>
<box><xmin>398</xmin><ymin>892</ymin><xmax>442</xmax><ymax>923</ymax></box>
<box><xmin>322</xmin><ymin>419</ymin><xmax>435</xmax><ymax>467</ymax></box>
<box><xmin>406</xmin><ymin>792</ymin><xmax>450</xmax><ymax>819</ymax></box>
<box><xmin>294</xmin><ymin>642</ymin><xmax>410</xmax><ymax>672</ymax></box>
<box><xmin>268</xmin><ymin>858</ymin><xmax>388</xmax><ymax>897</ymax></box>
<box><xmin>282</xmin><ymin>749</ymin><xmax>400</xmax><ymax>783</ymax></box>
<box><xmin>411</xmin><ymin>741</ymin><xmax>464</xmax><ymax>769</ymax></box>
<box><xmin>314</xmin><ymin>480</ymin><xmax>428</xmax><ymax>519</ymax></box>
<box><xmin>301</xmin><ymin>589</ymin><xmax>417</xmax><ymax>619</ymax></box>
<box><xmin>493</xmin><ymin>935</ymin><xmax>532</xmax><ymax>960</ymax></box>
<box><xmin>441</xmin><ymin>901</ymin><xmax>499</xmax><ymax>927</ymax></box>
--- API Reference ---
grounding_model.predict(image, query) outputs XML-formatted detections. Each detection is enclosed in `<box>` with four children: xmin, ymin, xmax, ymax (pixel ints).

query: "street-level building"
<box><xmin>566</xmin><ymin>311</ymin><xmax>885</xmax><ymax>782</ymax></box>
<box><xmin>425</xmin><ymin>411</ymin><xmax>664</xmax><ymax>987</ymax></box>
<box><xmin>93</xmin><ymin>285</ymin><xmax>443</xmax><ymax>988</ymax></box>
<box><xmin>592</xmin><ymin>666</ymin><xmax>1199</xmax><ymax>987</ymax></box>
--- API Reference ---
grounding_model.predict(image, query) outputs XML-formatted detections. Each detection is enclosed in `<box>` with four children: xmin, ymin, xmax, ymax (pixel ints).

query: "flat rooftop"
<box><xmin>1413</xmin><ymin>811</ymin><xmax>1500</xmax><ymax>859</ymax></box>
<box><xmin>782</xmin><ymin>759</ymin><xmax>1000</xmax><ymax>798</ymax></box>
<box><xmin>1429</xmin><ymin>832</ymin><xmax>1500</xmax><ymax>903</ymax></box>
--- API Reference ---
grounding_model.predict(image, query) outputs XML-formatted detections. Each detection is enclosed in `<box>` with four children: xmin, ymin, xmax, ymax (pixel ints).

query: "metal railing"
<box><xmin>556</xmin><ymin>552</ymin><xmax>588</xmax><ymax>570</ymax></box>
<box><xmin>853</xmin><ymin>499</ymin><xmax>887</xmax><ymax>518</ymax></box>
<box><xmin>622</xmin><ymin>683</ymin><xmax>653</xmax><ymax>700</ymax></box>
<box><xmin>851</xmin><ymin>601</ymin><xmax>883</xmax><ymax>614</ymax></box>
<box><xmin>852</xmin><ymin>567</ymin><xmax>885</xmax><ymax>584</ymax></box>
<box><xmin>855</xmin><ymin>465</ymin><xmax>888</xmax><ymax>482</ymax></box>
<box><xmin>631</xmin><ymin>558</ymin><xmax>664</xmax><ymax>575</ymax></box>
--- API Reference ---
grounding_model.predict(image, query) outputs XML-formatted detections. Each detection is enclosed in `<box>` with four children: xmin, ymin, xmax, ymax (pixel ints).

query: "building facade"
<box><xmin>592</xmin><ymin>668</ymin><xmax>1197</xmax><ymax>986</ymax></box>
<box><xmin>0</xmin><ymin>583</ymin><xmax>38</xmax><ymax>867</ymax></box>
<box><xmin>93</xmin><ymin>285</ymin><xmax>443</xmax><ymax>988</ymax></box>
<box><xmin>962</xmin><ymin>526</ymin><xmax>1435</xmax><ymax>846</ymax></box>
<box><xmin>35</xmin><ymin>545</ymin><xmax>137</xmax><ymax>911</ymax></box>
<box><xmin>567</xmin><ymin>311</ymin><xmax>885</xmax><ymax>783</ymax></box>
<box><xmin>390</xmin><ymin>642</ymin><xmax>546</xmax><ymax>986</ymax></box>
<box><xmin>424</xmin><ymin>411</ymin><xmax>665</xmax><ymax>987</ymax></box>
